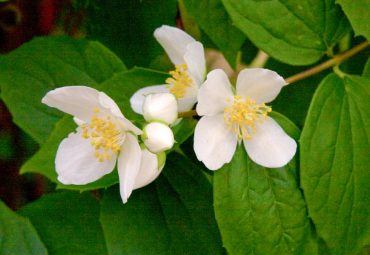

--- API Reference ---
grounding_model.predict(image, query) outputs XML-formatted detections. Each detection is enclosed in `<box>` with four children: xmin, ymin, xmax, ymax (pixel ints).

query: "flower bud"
<box><xmin>134</xmin><ymin>148</ymin><xmax>166</xmax><ymax>190</ymax></box>
<box><xmin>143</xmin><ymin>93</ymin><xmax>178</xmax><ymax>125</ymax></box>
<box><xmin>142</xmin><ymin>122</ymin><xmax>175</xmax><ymax>153</ymax></box>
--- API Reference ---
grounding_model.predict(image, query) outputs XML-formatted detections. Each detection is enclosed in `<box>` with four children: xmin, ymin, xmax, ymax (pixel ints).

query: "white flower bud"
<box><xmin>142</xmin><ymin>122</ymin><xmax>175</xmax><ymax>153</ymax></box>
<box><xmin>143</xmin><ymin>93</ymin><xmax>178</xmax><ymax>125</ymax></box>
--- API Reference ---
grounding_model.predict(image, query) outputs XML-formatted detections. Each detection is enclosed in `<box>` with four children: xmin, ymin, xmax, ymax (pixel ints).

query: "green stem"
<box><xmin>285</xmin><ymin>41</ymin><xmax>369</xmax><ymax>85</ymax></box>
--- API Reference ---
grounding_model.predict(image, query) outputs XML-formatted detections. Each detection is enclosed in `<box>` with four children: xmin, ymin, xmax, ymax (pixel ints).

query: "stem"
<box><xmin>249</xmin><ymin>50</ymin><xmax>269</xmax><ymax>68</ymax></box>
<box><xmin>285</xmin><ymin>41</ymin><xmax>369</xmax><ymax>84</ymax></box>
<box><xmin>178</xmin><ymin>110</ymin><xmax>197</xmax><ymax>118</ymax></box>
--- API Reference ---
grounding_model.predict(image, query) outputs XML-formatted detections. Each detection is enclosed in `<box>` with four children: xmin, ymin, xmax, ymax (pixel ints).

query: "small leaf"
<box><xmin>19</xmin><ymin>191</ymin><xmax>107</xmax><ymax>255</ymax></box>
<box><xmin>182</xmin><ymin>0</ymin><xmax>245</xmax><ymax>66</ymax></box>
<box><xmin>213</xmin><ymin>113</ymin><xmax>318</xmax><ymax>255</ymax></box>
<box><xmin>336</xmin><ymin>0</ymin><xmax>370</xmax><ymax>40</ymax></box>
<box><xmin>0</xmin><ymin>36</ymin><xmax>126</xmax><ymax>144</ymax></box>
<box><xmin>222</xmin><ymin>0</ymin><xmax>350</xmax><ymax>65</ymax></box>
<box><xmin>0</xmin><ymin>200</ymin><xmax>47</xmax><ymax>255</ymax></box>
<box><xmin>100</xmin><ymin>153</ymin><xmax>224</xmax><ymax>255</ymax></box>
<box><xmin>300</xmin><ymin>73</ymin><xmax>370</xmax><ymax>255</ymax></box>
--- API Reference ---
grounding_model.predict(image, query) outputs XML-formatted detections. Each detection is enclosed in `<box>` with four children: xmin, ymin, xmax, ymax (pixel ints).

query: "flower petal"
<box><xmin>56</xmin><ymin>129</ymin><xmax>116</xmax><ymax>185</ymax></box>
<box><xmin>184</xmin><ymin>41</ymin><xmax>205</xmax><ymax>87</ymax></box>
<box><xmin>196</xmin><ymin>69</ymin><xmax>234</xmax><ymax>116</ymax></box>
<box><xmin>194</xmin><ymin>114</ymin><xmax>238</xmax><ymax>170</ymax></box>
<box><xmin>130</xmin><ymin>85</ymin><xmax>170</xmax><ymax>114</ymax></box>
<box><xmin>42</xmin><ymin>86</ymin><xmax>102</xmax><ymax>122</ymax></box>
<box><xmin>134</xmin><ymin>149</ymin><xmax>163</xmax><ymax>190</ymax></box>
<box><xmin>154</xmin><ymin>25</ymin><xmax>196</xmax><ymax>65</ymax></box>
<box><xmin>117</xmin><ymin>133</ymin><xmax>142</xmax><ymax>203</ymax></box>
<box><xmin>243</xmin><ymin>117</ymin><xmax>297</xmax><ymax>168</ymax></box>
<box><xmin>178</xmin><ymin>85</ymin><xmax>198</xmax><ymax>112</ymax></box>
<box><xmin>236</xmin><ymin>68</ymin><xmax>287</xmax><ymax>103</ymax></box>
<box><xmin>98</xmin><ymin>91</ymin><xmax>124</xmax><ymax>118</ymax></box>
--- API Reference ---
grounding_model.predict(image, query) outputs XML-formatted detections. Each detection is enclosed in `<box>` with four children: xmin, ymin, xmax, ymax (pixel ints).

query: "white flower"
<box><xmin>194</xmin><ymin>68</ymin><xmax>297</xmax><ymax>170</ymax></box>
<box><xmin>142</xmin><ymin>122</ymin><xmax>175</xmax><ymax>153</ymax></box>
<box><xmin>42</xmin><ymin>86</ymin><xmax>159</xmax><ymax>203</ymax></box>
<box><xmin>130</xmin><ymin>25</ymin><xmax>205</xmax><ymax>113</ymax></box>
<box><xmin>142</xmin><ymin>93</ymin><xmax>177</xmax><ymax>125</ymax></box>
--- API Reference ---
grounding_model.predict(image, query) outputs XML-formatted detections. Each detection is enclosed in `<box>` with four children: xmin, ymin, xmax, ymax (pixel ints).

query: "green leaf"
<box><xmin>182</xmin><ymin>0</ymin><xmax>245</xmax><ymax>66</ymax></box>
<box><xmin>336</xmin><ymin>0</ymin><xmax>370</xmax><ymax>40</ymax></box>
<box><xmin>213</xmin><ymin>113</ymin><xmax>318</xmax><ymax>255</ymax></box>
<box><xmin>300</xmin><ymin>74</ymin><xmax>370</xmax><ymax>255</ymax></box>
<box><xmin>0</xmin><ymin>200</ymin><xmax>47</xmax><ymax>255</ymax></box>
<box><xmin>222</xmin><ymin>0</ymin><xmax>350</xmax><ymax>65</ymax></box>
<box><xmin>100</xmin><ymin>153</ymin><xmax>224</xmax><ymax>255</ymax></box>
<box><xmin>85</xmin><ymin>0</ymin><xmax>177</xmax><ymax>68</ymax></box>
<box><xmin>0</xmin><ymin>36</ymin><xmax>126</xmax><ymax>144</ymax></box>
<box><xmin>19</xmin><ymin>191</ymin><xmax>108</xmax><ymax>255</ymax></box>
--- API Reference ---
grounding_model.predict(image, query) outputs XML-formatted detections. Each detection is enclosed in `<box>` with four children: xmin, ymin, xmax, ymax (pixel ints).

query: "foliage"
<box><xmin>0</xmin><ymin>0</ymin><xmax>369</xmax><ymax>254</ymax></box>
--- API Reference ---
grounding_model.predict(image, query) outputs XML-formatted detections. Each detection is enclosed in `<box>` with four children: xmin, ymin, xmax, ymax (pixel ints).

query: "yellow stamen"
<box><xmin>224</xmin><ymin>95</ymin><xmax>271</xmax><ymax>140</ymax></box>
<box><xmin>81</xmin><ymin>110</ymin><xmax>124</xmax><ymax>162</ymax></box>
<box><xmin>165</xmin><ymin>64</ymin><xmax>193</xmax><ymax>99</ymax></box>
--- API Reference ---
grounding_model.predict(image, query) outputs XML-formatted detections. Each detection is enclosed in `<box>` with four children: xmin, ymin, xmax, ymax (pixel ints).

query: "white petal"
<box><xmin>130</xmin><ymin>85</ymin><xmax>170</xmax><ymax>114</ymax></box>
<box><xmin>184</xmin><ymin>41</ymin><xmax>206</xmax><ymax>87</ymax></box>
<box><xmin>134</xmin><ymin>149</ymin><xmax>164</xmax><ymax>190</ymax></box>
<box><xmin>196</xmin><ymin>69</ymin><xmax>234</xmax><ymax>116</ymax></box>
<box><xmin>177</xmin><ymin>84</ymin><xmax>198</xmax><ymax>112</ymax></box>
<box><xmin>154</xmin><ymin>25</ymin><xmax>196</xmax><ymax>65</ymax></box>
<box><xmin>194</xmin><ymin>114</ymin><xmax>238</xmax><ymax>170</ymax></box>
<box><xmin>98</xmin><ymin>91</ymin><xmax>124</xmax><ymax>118</ymax></box>
<box><xmin>117</xmin><ymin>133</ymin><xmax>142</xmax><ymax>203</ymax></box>
<box><xmin>56</xmin><ymin>129</ymin><xmax>116</xmax><ymax>185</ymax></box>
<box><xmin>143</xmin><ymin>93</ymin><xmax>178</xmax><ymax>125</ymax></box>
<box><xmin>243</xmin><ymin>117</ymin><xmax>297</xmax><ymax>168</ymax></box>
<box><xmin>42</xmin><ymin>86</ymin><xmax>102</xmax><ymax>122</ymax></box>
<box><xmin>236</xmin><ymin>68</ymin><xmax>287</xmax><ymax>103</ymax></box>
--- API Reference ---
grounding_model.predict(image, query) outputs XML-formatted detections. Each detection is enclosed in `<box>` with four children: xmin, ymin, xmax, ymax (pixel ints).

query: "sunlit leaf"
<box><xmin>300</xmin><ymin>73</ymin><xmax>370</xmax><ymax>255</ymax></box>
<box><xmin>222</xmin><ymin>0</ymin><xmax>350</xmax><ymax>65</ymax></box>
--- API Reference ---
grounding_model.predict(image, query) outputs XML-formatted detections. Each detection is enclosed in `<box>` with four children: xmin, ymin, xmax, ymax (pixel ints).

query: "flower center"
<box><xmin>224</xmin><ymin>95</ymin><xmax>271</xmax><ymax>140</ymax></box>
<box><xmin>81</xmin><ymin>108</ymin><xmax>124</xmax><ymax>162</ymax></box>
<box><xmin>165</xmin><ymin>64</ymin><xmax>193</xmax><ymax>99</ymax></box>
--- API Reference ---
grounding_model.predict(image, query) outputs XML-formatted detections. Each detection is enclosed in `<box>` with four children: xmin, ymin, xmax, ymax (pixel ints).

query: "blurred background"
<box><xmin>0</xmin><ymin>0</ymin><xmax>81</xmax><ymax>209</ymax></box>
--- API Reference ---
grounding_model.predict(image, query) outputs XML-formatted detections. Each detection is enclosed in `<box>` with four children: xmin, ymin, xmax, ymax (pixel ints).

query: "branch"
<box><xmin>285</xmin><ymin>41</ymin><xmax>369</xmax><ymax>84</ymax></box>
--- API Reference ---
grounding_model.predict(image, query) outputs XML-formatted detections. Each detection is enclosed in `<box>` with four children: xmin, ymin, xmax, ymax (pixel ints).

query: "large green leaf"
<box><xmin>182</xmin><ymin>0</ymin><xmax>245</xmax><ymax>66</ymax></box>
<box><xmin>0</xmin><ymin>200</ymin><xmax>47</xmax><ymax>255</ymax></box>
<box><xmin>300</xmin><ymin>74</ymin><xmax>370</xmax><ymax>255</ymax></box>
<box><xmin>213</xmin><ymin>112</ymin><xmax>318</xmax><ymax>255</ymax></box>
<box><xmin>20</xmin><ymin>68</ymin><xmax>169</xmax><ymax>189</ymax></box>
<box><xmin>85</xmin><ymin>0</ymin><xmax>177</xmax><ymax>68</ymax></box>
<box><xmin>336</xmin><ymin>0</ymin><xmax>370</xmax><ymax>40</ymax></box>
<box><xmin>0</xmin><ymin>36</ymin><xmax>126</xmax><ymax>144</ymax></box>
<box><xmin>19</xmin><ymin>191</ymin><xmax>107</xmax><ymax>255</ymax></box>
<box><xmin>222</xmin><ymin>0</ymin><xmax>350</xmax><ymax>65</ymax></box>
<box><xmin>100</xmin><ymin>152</ymin><xmax>224</xmax><ymax>255</ymax></box>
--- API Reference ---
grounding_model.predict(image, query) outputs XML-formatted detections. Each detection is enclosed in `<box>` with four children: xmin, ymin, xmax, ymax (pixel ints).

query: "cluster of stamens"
<box><xmin>81</xmin><ymin>108</ymin><xmax>124</xmax><ymax>162</ymax></box>
<box><xmin>224</xmin><ymin>96</ymin><xmax>271</xmax><ymax>139</ymax></box>
<box><xmin>165</xmin><ymin>64</ymin><xmax>193</xmax><ymax>99</ymax></box>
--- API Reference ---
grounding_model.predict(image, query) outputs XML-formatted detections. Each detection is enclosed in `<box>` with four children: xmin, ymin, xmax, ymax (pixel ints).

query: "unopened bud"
<box><xmin>142</xmin><ymin>122</ymin><xmax>175</xmax><ymax>153</ymax></box>
<box><xmin>143</xmin><ymin>93</ymin><xmax>178</xmax><ymax>125</ymax></box>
